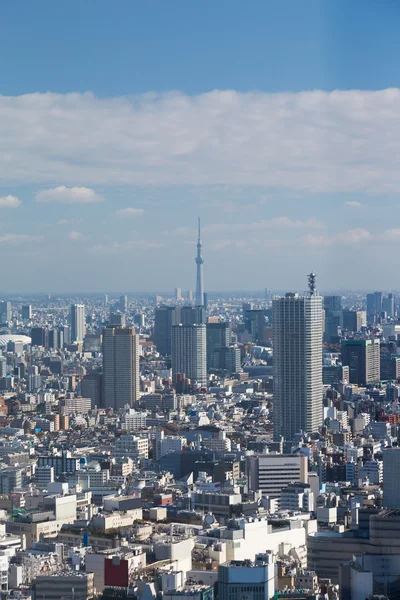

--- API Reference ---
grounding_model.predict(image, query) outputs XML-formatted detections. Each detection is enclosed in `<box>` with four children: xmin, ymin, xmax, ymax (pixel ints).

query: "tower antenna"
<box><xmin>308</xmin><ymin>272</ymin><xmax>317</xmax><ymax>296</ymax></box>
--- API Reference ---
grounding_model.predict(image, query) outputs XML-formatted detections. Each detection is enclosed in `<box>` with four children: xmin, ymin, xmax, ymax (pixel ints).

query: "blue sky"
<box><xmin>1</xmin><ymin>0</ymin><xmax>400</xmax><ymax>293</ymax></box>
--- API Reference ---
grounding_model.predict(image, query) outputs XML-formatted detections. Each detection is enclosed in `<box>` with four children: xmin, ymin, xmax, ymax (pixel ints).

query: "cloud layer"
<box><xmin>1</xmin><ymin>89</ymin><xmax>400</xmax><ymax>192</ymax></box>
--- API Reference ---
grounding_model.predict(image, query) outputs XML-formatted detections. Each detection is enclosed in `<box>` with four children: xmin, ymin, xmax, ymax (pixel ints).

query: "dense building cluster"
<box><xmin>0</xmin><ymin>233</ymin><xmax>400</xmax><ymax>599</ymax></box>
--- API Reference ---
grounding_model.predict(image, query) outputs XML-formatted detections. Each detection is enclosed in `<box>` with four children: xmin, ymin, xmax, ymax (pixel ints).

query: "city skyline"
<box><xmin>2</xmin><ymin>1</ymin><xmax>400</xmax><ymax>291</ymax></box>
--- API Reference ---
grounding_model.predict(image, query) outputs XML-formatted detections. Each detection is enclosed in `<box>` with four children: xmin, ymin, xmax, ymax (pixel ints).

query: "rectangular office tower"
<box><xmin>102</xmin><ymin>327</ymin><xmax>140</xmax><ymax>409</ymax></box>
<box><xmin>171</xmin><ymin>324</ymin><xmax>207</xmax><ymax>388</ymax></box>
<box><xmin>273</xmin><ymin>292</ymin><xmax>323</xmax><ymax>440</ymax></box>
<box><xmin>341</xmin><ymin>338</ymin><xmax>380</xmax><ymax>385</ymax></box>
<box><xmin>70</xmin><ymin>304</ymin><xmax>85</xmax><ymax>343</ymax></box>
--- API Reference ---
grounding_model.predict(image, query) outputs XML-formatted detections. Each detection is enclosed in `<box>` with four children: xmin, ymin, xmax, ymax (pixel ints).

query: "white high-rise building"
<box><xmin>70</xmin><ymin>304</ymin><xmax>85</xmax><ymax>343</ymax></box>
<box><xmin>102</xmin><ymin>326</ymin><xmax>140</xmax><ymax>409</ymax></box>
<box><xmin>0</xmin><ymin>301</ymin><xmax>11</xmax><ymax>323</ymax></box>
<box><xmin>273</xmin><ymin>280</ymin><xmax>323</xmax><ymax>440</ymax></box>
<box><xmin>171</xmin><ymin>323</ymin><xmax>207</xmax><ymax>387</ymax></box>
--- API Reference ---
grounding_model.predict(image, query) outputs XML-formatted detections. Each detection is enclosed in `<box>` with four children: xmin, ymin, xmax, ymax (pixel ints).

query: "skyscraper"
<box><xmin>383</xmin><ymin>448</ymin><xmax>400</xmax><ymax>508</ymax></box>
<box><xmin>119</xmin><ymin>294</ymin><xmax>128</xmax><ymax>313</ymax></box>
<box><xmin>154</xmin><ymin>306</ymin><xmax>180</xmax><ymax>355</ymax></box>
<box><xmin>272</xmin><ymin>275</ymin><xmax>323</xmax><ymax>440</ymax></box>
<box><xmin>195</xmin><ymin>217</ymin><xmax>204</xmax><ymax>307</ymax></box>
<box><xmin>206</xmin><ymin>322</ymin><xmax>230</xmax><ymax>368</ymax></box>
<box><xmin>171</xmin><ymin>323</ymin><xmax>207</xmax><ymax>387</ymax></box>
<box><xmin>70</xmin><ymin>304</ymin><xmax>85</xmax><ymax>343</ymax></box>
<box><xmin>102</xmin><ymin>326</ymin><xmax>139</xmax><ymax>409</ymax></box>
<box><xmin>341</xmin><ymin>338</ymin><xmax>380</xmax><ymax>385</ymax></box>
<box><xmin>0</xmin><ymin>301</ymin><xmax>11</xmax><ymax>323</ymax></box>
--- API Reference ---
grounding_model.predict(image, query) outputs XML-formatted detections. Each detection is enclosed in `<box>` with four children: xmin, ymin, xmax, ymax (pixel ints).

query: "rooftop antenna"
<box><xmin>308</xmin><ymin>272</ymin><xmax>317</xmax><ymax>296</ymax></box>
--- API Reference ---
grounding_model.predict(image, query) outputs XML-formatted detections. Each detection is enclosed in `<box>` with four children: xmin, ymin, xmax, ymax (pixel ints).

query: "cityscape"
<box><xmin>2</xmin><ymin>1</ymin><xmax>400</xmax><ymax>600</ymax></box>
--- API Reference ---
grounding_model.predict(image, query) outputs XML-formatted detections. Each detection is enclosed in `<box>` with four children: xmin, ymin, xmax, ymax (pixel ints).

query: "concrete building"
<box><xmin>81</xmin><ymin>372</ymin><xmax>102</xmax><ymax>408</ymax></box>
<box><xmin>70</xmin><ymin>303</ymin><xmax>85</xmax><ymax>343</ymax></box>
<box><xmin>154</xmin><ymin>306</ymin><xmax>180</xmax><ymax>356</ymax></box>
<box><xmin>272</xmin><ymin>289</ymin><xmax>323</xmax><ymax>440</ymax></box>
<box><xmin>120</xmin><ymin>294</ymin><xmax>128</xmax><ymax>313</ymax></box>
<box><xmin>0</xmin><ymin>301</ymin><xmax>11</xmax><ymax>323</ymax></box>
<box><xmin>63</xmin><ymin>396</ymin><xmax>92</xmax><ymax>415</ymax></box>
<box><xmin>171</xmin><ymin>324</ymin><xmax>207</xmax><ymax>388</ymax></box>
<box><xmin>102</xmin><ymin>326</ymin><xmax>140</xmax><ymax>409</ymax></box>
<box><xmin>341</xmin><ymin>339</ymin><xmax>380</xmax><ymax>385</ymax></box>
<box><xmin>206</xmin><ymin>322</ymin><xmax>230</xmax><ymax>369</ymax></box>
<box><xmin>122</xmin><ymin>409</ymin><xmax>147</xmax><ymax>431</ymax></box>
<box><xmin>248</xmin><ymin>454</ymin><xmax>308</xmax><ymax>499</ymax></box>
<box><xmin>218</xmin><ymin>554</ymin><xmax>275</xmax><ymax>600</ymax></box>
<box><xmin>35</xmin><ymin>572</ymin><xmax>94</xmax><ymax>600</ymax></box>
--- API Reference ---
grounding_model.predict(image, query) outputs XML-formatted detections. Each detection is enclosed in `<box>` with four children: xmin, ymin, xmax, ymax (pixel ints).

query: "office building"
<box><xmin>70</xmin><ymin>304</ymin><xmax>85</xmax><ymax>343</ymax></box>
<box><xmin>323</xmin><ymin>364</ymin><xmax>349</xmax><ymax>387</ymax></box>
<box><xmin>0</xmin><ymin>357</ymin><xmax>6</xmax><ymax>378</ymax></box>
<box><xmin>367</xmin><ymin>291</ymin><xmax>383</xmax><ymax>321</ymax></box>
<box><xmin>342</xmin><ymin>309</ymin><xmax>364</xmax><ymax>332</ymax></box>
<box><xmin>34</xmin><ymin>572</ymin><xmax>94</xmax><ymax>600</ymax></box>
<box><xmin>272</xmin><ymin>279</ymin><xmax>323</xmax><ymax>440</ymax></box>
<box><xmin>154</xmin><ymin>306</ymin><xmax>180</xmax><ymax>355</ymax></box>
<box><xmin>109</xmin><ymin>311</ymin><xmax>126</xmax><ymax>327</ymax></box>
<box><xmin>175</xmin><ymin>287</ymin><xmax>182</xmax><ymax>301</ymax></box>
<box><xmin>102</xmin><ymin>326</ymin><xmax>140</xmax><ymax>409</ymax></box>
<box><xmin>341</xmin><ymin>339</ymin><xmax>380</xmax><ymax>385</ymax></box>
<box><xmin>248</xmin><ymin>454</ymin><xmax>308</xmax><ymax>499</ymax></box>
<box><xmin>0</xmin><ymin>301</ymin><xmax>11</xmax><ymax>323</ymax></box>
<box><xmin>206</xmin><ymin>322</ymin><xmax>230</xmax><ymax>368</ymax></box>
<box><xmin>104</xmin><ymin>293</ymin><xmax>108</xmax><ymax>306</ymax></box>
<box><xmin>119</xmin><ymin>294</ymin><xmax>128</xmax><ymax>313</ymax></box>
<box><xmin>48</xmin><ymin>329</ymin><xmax>63</xmax><ymax>349</ymax></box>
<box><xmin>324</xmin><ymin>296</ymin><xmax>342</xmax><ymax>313</ymax></box>
<box><xmin>380</xmin><ymin>353</ymin><xmax>400</xmax><ymax>380</ymax></box>
<box><xmin>218</xmin><ymin>554</ymin><xmax>275</xmax><ymax>600</ymax></box>
<box><xmin>81</xmin><ymin>372</ymin><xmax>102</xmax><ymax>408</ymax></box>
<box><xmin>30</xmin><ymin>327</ymin><xmax>48</xmax><ymax>348</ymax></box>
<box><xmin>383</xmin><ymin>293</ymin><xmax>395</xmax><ymax>318</ymax></box>
<box><xmin>195</xmin><ymin>217</ymin><xmax>205</xmax><ymax>306</ymax></box>
<box><xmin>244</xmin><ymin>309</ymin><xmax>266</xmax><ymax>341</ymax></box>
<box><xmin>383</xmin><ymin>449</ymin><xmax>400</xmax><ymax>508</ymax></box>
<box><xmin>218</xmin><ymin>346</ymin><xmax>241</xmax><ymax>373</ymax></box>
<box><xmin>21</xmin><ymin>304</ymin><xmax>32</xmax><ymax>320</ymax></box>
<box><xmin>171</xmin><ymin>323</ymin><xmax>207</xmax><ymax>388</ymax></box>
<box><xmin>181</xmin><ymin>305</ymin><xmax>207</xmax><ymax>325</ymax></box>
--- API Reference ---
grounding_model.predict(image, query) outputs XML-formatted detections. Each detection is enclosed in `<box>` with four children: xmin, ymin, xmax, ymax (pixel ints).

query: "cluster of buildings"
<box><xmin>1</xmin><ymin>230</ymin><xmax>400</xmax><ymax>599</ymax></box>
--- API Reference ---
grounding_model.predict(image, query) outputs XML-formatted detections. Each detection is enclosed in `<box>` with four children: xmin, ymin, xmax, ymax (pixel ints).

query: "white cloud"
<box><xmin>0</xmin><ymin>234</ymin><xmax>42</xmax><ymax>244</ymax></box>
<box><xmin>36</xmin><ymin>186</ymin><xmax>102</xmax><ymax>204</ymax></box>
<box><xmin>1</xmin><ymin>89</ymin><xmax>400</xmax><ymax>192</ymax></box>
<box><xmin>89</xmin><ymin>240</ymin><xmax>163</xmax><ymax>254</ymax></box>
<box><xmin>0</xmin><ymin>195</ymin><xmax>21</xmax><ymax>208</ymax></box>
<box><xmin>116</xmin><ymin>208</ymin><xmax>145</xmax><ymax>217</ymax></box>
<box><xmin>303</xmin><ymin>228</ymin><xmax>371</xmax><ymax>247</ymax></box>
<box><xmin>345</xmin><ymin>201</ymin><xmax>362</xmax><ymax>208</ymax></box>
<box><xmin>68</xmin><ymin>231</ymin><xmax>84</xmax><ymax>240</ymax></box>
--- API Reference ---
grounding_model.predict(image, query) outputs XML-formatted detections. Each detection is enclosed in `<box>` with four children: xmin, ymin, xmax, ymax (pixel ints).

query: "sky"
<box><xmin>1</xmin><ymin>0</ymin><xmax>400</xmax><ymax>293</ymax></box>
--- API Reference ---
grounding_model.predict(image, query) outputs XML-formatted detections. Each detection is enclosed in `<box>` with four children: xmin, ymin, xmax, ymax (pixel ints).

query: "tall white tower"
<box><xmin>70</xmin><ymin>304</ymin><xmax>86</xmax><ymax>343</ymax></box>
<box><xmin>195</xmin><ymin>217</ymin><xmax>204</xmax><ymax>306</ymax></box>
<box><xmin>272</xmin><ymin>274</ymin><xmax>323</xmax><ymax>440</ymax></box>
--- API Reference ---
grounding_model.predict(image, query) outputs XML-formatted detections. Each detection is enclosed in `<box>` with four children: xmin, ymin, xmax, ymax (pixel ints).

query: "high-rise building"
<box><xmin>109</xmin><ymin>311</ymin><xmax>126</xmax><ymax>327</ymax></box>
<box><xmin>341</xmin><ymin>339</ymin><xmax>380</xmax><ymax>385</ymax></box>
<box><xmin>218</xmin><ymin>346</ymin><xmax>241</xmax><ymax>373</ymax></box>
<box><xmin>81</xmin><ymin>372</ymin><xmax>103</xmax><ymax>408</ymax></box>
<box><xmin>102</xmin><ymin>327</ymin><xmax>139</xmax><ymax>409</ymax></box>
<box><xmin>180</xmin><ymin>305</ymin><xmax>206</xmax><ymax>325</ymax></box>
<box><xmin>272</xmin><ymin>279</ymin><xmax>323</xmax><ymax>440</ymax></box>
<box><xmin>383</xmin><ymin>448</ymin><xmax>400</xmax><ymax>508</ymax></box>
<box><xmin>342</xmin><ymin>309</ymin><xmax>363</xmax><ymax>332</ymax></box>
<box><xmin>175</xmin><ymin>287</ymin><xmax>182</xmax><ymax>301</ymax></box>
<box><xmin>383</xmin><ymin>293</ymin><xmax>395</xmax><ymax>319</ymax></box>
<box><xmin>243</xmin><ymin>309</ymin><xmax>266</xmax><ymax>341</ymax></box>
<box><xmin>104</xmin><ymin>293</ymin><xmax>109</xmax><ymax>306</ymax></box>
<box><xmin>247</xmin><ymin>454</ymin><xmax>308</xmax><ymax>498</ymax></box>
<box><xmin>0</xmin><ymin>301</ymin><xmax>11</xmax><ymax>323</ymax></box>
<box><xmin>366</xmin><ymin>291</ymin><xmax>383</xmax><ymax>321</ymax></box>
<box><xmin>324</xmin><ymin>295</ymin><xmax>342</xmax><ymax>313</ymax></box>
<box><xmin>119</xmin><ymin>294</ymin><xmax>128</xmax><ymax>313</ymax></box>
<box><xmin>154</xmin><ymin>306</ymin><xmax>180</xmax><ymax>355</ymax></box>
<box><xmin>380</xmin><ymin>353</ymin><xmax>400</xmax><ymax>381</ymax></box>
<box><xmin>171</xmin><ymin>323</ymin><xmax>207</xmax><ymax>387</ymax></box>
<box><xmin>195</xmin><ymin>217</ymin><xmax>204</xmax><ymax>306</ymax></box>
<box><xmin>206</xmin><ymin>322</ymin><xmax>230</xmax><ymax>368</ymax></box>
<box><xmin>30</xmin><ymin>327</ymin><xmax>48</xmax><ymax>348</ymax></box>
<box><xmin>70</xmin><ymin>304</ymin><xmax>85</xmax><ymax>343</ymax></box>
<box><xmin>21</xmin><ymin>305</ymin><xmax>32</xmax><ymax>320</ymax></box>
<box><xmin>218</xmin><ymin>554</ymin><xmax>276</xmax><ymax>600</ymax></box>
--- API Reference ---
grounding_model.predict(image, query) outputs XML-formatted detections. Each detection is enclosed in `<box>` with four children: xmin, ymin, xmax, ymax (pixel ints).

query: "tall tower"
<box><xmin>171</xmin><ymin>323</ymin><xmax>207</xmax><ymax>388</ymax></box>
<box><xmin>70</xmin><ymin>304</ymin><xmax>85</xmax><ymax>343</ymax></box>
<box><xmin>195</xmin><ymin>217</ymin><xmax>204</xmax><ymax>306</ymax></box>
<box><xmin>102</xmin><ymin>326</ymin><xmax>140</xmax><ymax>409</ymax></box>
<box><xmin>272</xmin><ymin>274</ymin><xmax>323</xmax><ymax>440</ymax></box>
